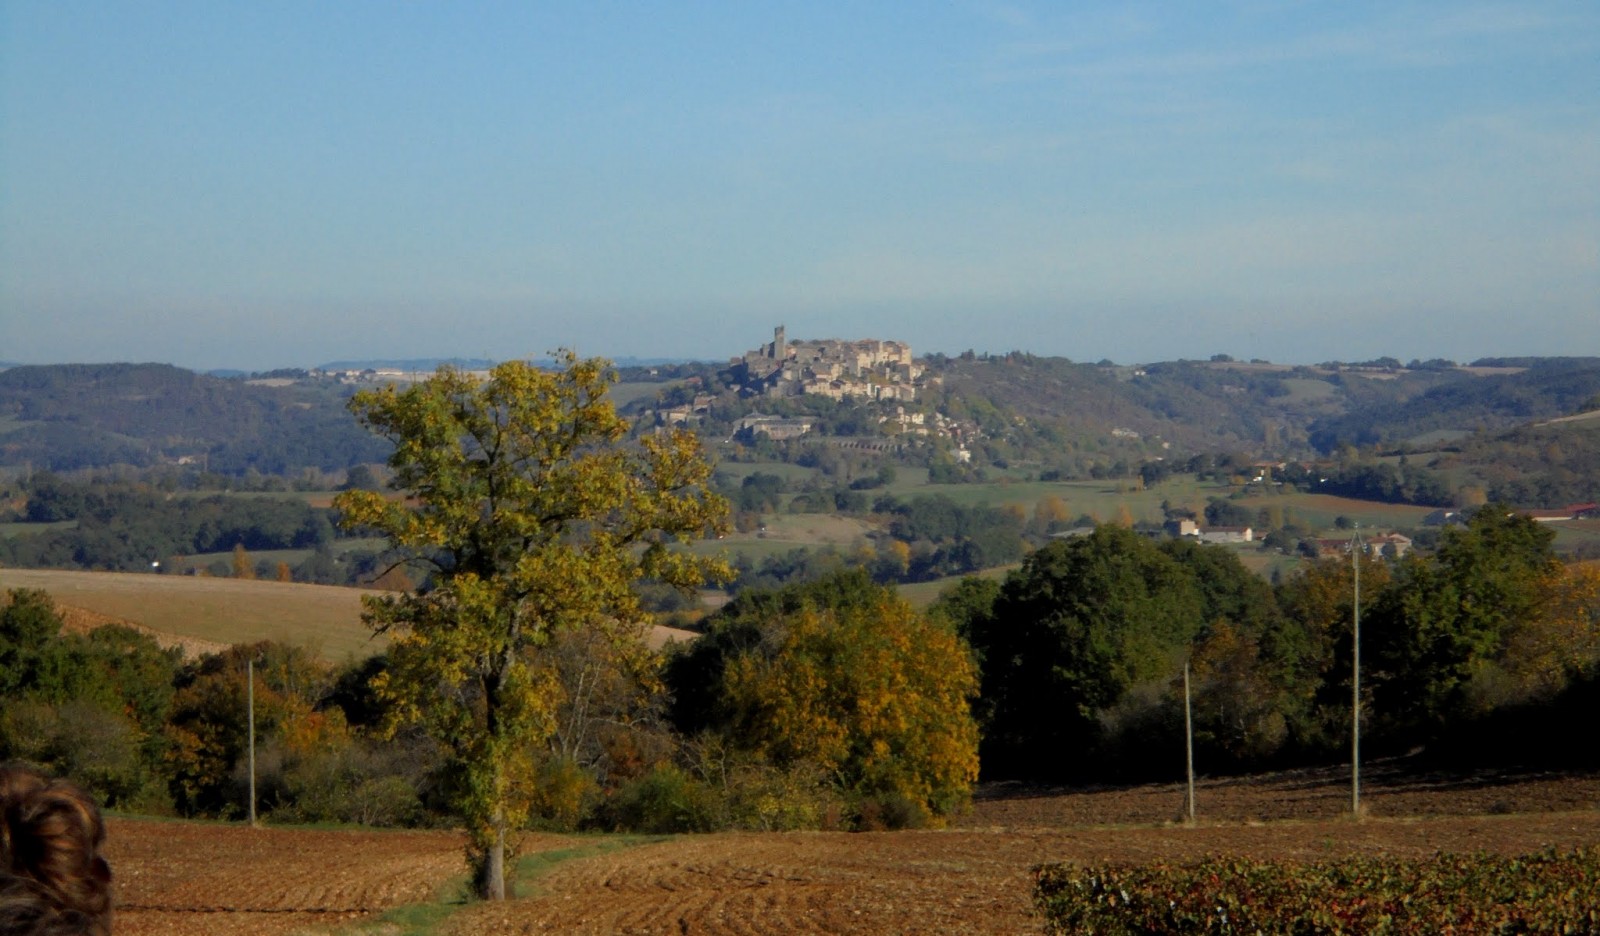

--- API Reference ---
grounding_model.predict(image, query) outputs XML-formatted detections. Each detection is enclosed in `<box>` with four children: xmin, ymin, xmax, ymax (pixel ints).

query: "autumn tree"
<box><xmin>1030</xmin><ymin>495</ymin><xmax>1071</xmax><ymax>536</ymax></box>
<box><xmin>1500</xmin><ymin>562</ymin><xmax>1600</xmax><ymax>698</ymax></box>
<box><xmin>665</xmin><ymin>570</ymin><xmax>979</xmax><ymax>826</ymax></box>
<box><xmin>333</xmin><ymin>356</ymin><xmax>728</xmax><ymax>900</ymax></box>
<box><xmin>164</xmin><ymin>641</ymin><xmax>334</xmax><ymax>816</ymax></box>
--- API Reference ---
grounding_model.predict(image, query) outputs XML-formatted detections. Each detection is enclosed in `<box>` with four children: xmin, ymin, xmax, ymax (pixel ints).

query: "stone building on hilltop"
<box><xmin>728</xmin><ymin>326</ymin><xmax>924</xmax><ymax>402</ymax></box>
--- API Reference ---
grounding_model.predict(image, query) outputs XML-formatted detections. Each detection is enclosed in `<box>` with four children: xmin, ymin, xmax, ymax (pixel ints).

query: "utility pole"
<box><xmin>247</xmin><ymin>657</ymin><xmax>257</xmax><ymax>826</ymax></box>
<box><xmin>1352</xmin><ymin>538</ymin><xmax>1362</xmax><ymax>817</ymax></box>
<box><xmin>1184</xmin><ymin>661</ymin><xmax>1196</xmax><ymax>823</ymax></box>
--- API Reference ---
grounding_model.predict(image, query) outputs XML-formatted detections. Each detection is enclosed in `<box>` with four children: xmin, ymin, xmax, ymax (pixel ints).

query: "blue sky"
<box><xmin>2</xmin><ymin>1</ymin><xmax>1596</xmax><ymax>370</ymax></box>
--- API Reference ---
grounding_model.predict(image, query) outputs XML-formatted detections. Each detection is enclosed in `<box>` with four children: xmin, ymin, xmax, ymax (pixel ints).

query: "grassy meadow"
<box><xmin>711</xmin><ymin>462</ymin><xmax>1436</xmax><ymax>537</ymax></box>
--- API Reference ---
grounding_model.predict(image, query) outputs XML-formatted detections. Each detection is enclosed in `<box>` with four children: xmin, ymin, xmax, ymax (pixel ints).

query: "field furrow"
<box><xmin>103</xmin><ymin>766</ymin><xmax>1600</xmax><ymax>935</ymax></box>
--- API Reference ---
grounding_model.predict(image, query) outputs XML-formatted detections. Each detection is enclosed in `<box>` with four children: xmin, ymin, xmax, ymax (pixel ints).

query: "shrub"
<box><xmin>1034</xmin><ymin>849</ymin><xmax>1600</xmax><ymax>935</ymax></box>
<box><xmin>716</xmin><ymin>760</ymin><xmax>843</xmax><ymax>832</ymax></box>
<box><xmin>526</xmin><ymin>755</ymin><xmax>599</xmax><ymax>832</ymax></box>
<box><xmin>854</xmin><ymin>791</ymin><xmax>929</xmax><ymax>831</ymax></box>
<box><xmin>271</xmin><ymin>742</ymin><xmax>424</xmax><ymax>827</ymax></box>
<box><xmin>597</xmin><ymin>764</ymin><xmax>715</xmax><ymax>834</ymax></box>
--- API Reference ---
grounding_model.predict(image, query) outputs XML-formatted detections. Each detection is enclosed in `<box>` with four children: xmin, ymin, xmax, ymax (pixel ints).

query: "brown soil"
<box><xmin>106</xmin><ymin>765</ymin><xmax>1600</xmax><ymax>935</ymax></box>
<box><xmin>107</xmin><ymin>820</ymin><xmax>475</xmax><ymax>936</ymax></box>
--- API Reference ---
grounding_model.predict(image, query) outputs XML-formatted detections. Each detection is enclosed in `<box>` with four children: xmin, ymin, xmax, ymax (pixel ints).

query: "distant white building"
<box><xmin>734</xmin><ymin>413</ymin><xmax>815</xmax><ymax>441</ymax></box>
<box><xmin>1198</xmin><ymin>525</ymin><xmax>1253</xmax><ymax>544</ymax></box>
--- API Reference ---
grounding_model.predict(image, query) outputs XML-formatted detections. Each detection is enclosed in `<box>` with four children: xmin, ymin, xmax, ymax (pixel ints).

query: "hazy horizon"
<box><xmin>4</xmin><ymin>3</ymin><xmax>1596</xmax><ymax>372</ymax></box>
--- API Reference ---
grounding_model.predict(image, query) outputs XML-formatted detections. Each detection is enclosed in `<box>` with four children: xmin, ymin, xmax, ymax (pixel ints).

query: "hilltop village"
<box><xmin>726</xmin><ymin>326</ymin><xmax>927</xmax><ymax>402</ymax></box>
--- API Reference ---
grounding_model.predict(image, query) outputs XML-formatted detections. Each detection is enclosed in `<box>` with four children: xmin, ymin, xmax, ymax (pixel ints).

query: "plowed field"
<box><xmin>107</xmin><ymin>765</ymin><xmax>1600</xmax><ymax>935</ymax></box>
<box><xmin>108</xmin><ymin>821</ymin><xmax>473</xmax><ymax>936</ymax></box>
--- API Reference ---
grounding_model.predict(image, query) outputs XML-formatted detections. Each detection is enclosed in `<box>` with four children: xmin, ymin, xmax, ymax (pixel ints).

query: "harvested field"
<box><xmin>104</xmin><ymin>764</ymin><xmax>1600</xmax><ymax>935</ymax></box>
<box><xmin>1</xmin><ymin>568</ymin><xmax>385</xmax><ymax>660</ymax></box>
<box><xmin>4</xmin><ymin>568</ymin><xmax>696</xmax><ymax>661</ymax></box>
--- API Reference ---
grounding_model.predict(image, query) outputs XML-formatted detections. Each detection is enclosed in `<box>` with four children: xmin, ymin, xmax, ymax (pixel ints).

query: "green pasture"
<box><xmin>164</xmin><ymin>548</ymin><xmax>308</xmax><ymax>575</ymax></box>
<box><xmin>0</xmin><ymin>520</ymin><xmax>77</xmax><ymax>539</ymax></box>
<box><xmin>1226</xmin><ymin>490</ymin><xmax>1435</xmax><ymax>532</ymax></box>
<box><xmin>690</xmin><ymin>537</ymin><xmax>813</xmax><ymax>564</ymax></box>
<box><xmin>163</xmin><ymin>536</ymin><xmax>391</xmax><ymax>575</ymax></box>
<box><xmin>1551</xmin><ymin>520</ymin><xmax>1600</xmax><ymax>555</ymax></box>
<box><xmin>609</xmin><ymin>380</ymin><xmax>684</xmax><ymax>410</ymax></box>
<box><xmin>1232</xmin><ymin>547</ymin><xmax>1309</xmax><ymax>582</ymax></box>
<box><xmin>711</xmin><ymin>460</ymin><xmax>822</xmax><ymax>486</ymax></box>
<box><xmin>880</xmin><ymin>475</ymin><xmax>1223</xmax><ymax>528</ymax></box>
<box><xmin>895</xmin><ymin>564</ymin><xmax>1017</xmax><ymax>609</ymax></box>
<box><xmin>690</xmin><ymin>513</ymin><xmax>875</xmax><ymax>564</ymax></box>
<box><xmin>1279</xmin><ymin>378</ymin><xmax>1338</xmax><ymax>403</ymax></box>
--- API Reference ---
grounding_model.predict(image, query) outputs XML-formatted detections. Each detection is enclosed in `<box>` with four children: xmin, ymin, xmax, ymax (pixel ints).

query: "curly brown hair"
<box><xmin>0</xmin><ymin>764</ymin><xmax>112</xmax><ymax>936</ymax></box>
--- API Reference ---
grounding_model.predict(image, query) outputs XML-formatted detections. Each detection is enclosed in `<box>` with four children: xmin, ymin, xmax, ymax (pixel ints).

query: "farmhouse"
<box><xmin>1198</xmin><ymin>525</ymin><xmax>1253</xmax><ymax>544</ymax></box>
<box><xmin>1164</xmin><ymin>518</ymin><xmax>1199</xmax><ymax>537</ymax></box>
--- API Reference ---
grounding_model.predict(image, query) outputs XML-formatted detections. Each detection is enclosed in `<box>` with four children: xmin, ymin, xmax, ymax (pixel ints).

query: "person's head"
<box><xmin>0</xmin><ymin>764</ymin><xmax>112</xmax><ymax>936</ymax></box>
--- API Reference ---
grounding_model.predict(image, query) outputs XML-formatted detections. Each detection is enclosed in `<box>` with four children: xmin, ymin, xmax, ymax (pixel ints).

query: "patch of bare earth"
<box><xmin>105</xmin><ymin>765</ymin><xmax>1600</xmax><ymax>935</ymax></box>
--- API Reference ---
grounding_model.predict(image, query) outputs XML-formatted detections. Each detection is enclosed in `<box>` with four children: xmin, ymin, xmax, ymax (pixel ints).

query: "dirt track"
<box><xmin>106</xmin><ymin>765</ymin><xmax>1600</xmax><ymax>935</ymax></box>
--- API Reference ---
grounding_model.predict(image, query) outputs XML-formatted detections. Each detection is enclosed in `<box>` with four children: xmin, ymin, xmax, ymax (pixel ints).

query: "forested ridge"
<box><xmin>4</xmin><ymin>357</ymin><xmax>1599</xmax><ymax>479</ymax></box>
<box><xmin>0</xmin><ymin>363</ymin><xmax>390</xmax><ymax>473</ymax></box>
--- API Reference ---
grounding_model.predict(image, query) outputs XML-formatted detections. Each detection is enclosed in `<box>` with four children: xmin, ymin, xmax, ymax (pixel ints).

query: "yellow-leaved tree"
<box><xmin>666</xmin><ymin>570</ymin><xmax>980</xmax><ymax>827</ymax></box>
<box><xmin>333</xmin><ymin>355</ymin><xmax>728</xmax><ymax>900</ymax></box>
<box><xmin>1479</xmin><ymin>561</ymin><xmax>1600</xmax><ymax>704</ymax></box>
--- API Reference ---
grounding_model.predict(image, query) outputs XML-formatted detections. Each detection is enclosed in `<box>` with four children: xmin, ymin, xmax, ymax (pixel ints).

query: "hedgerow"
<box><xmin>1033</xmin><ymin>848</ymin><xmax>1600</xmax><ymax>934</ymax></box>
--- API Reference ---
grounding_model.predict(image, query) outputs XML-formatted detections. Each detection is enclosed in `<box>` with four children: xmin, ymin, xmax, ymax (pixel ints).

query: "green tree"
<box><xmin>1368</xmin><ymin>506</ymin><xmax>1558</xmax><ymax>744</ymax></box>
<box><xmin>0</xmin><ymin>594</ymin><xmax>180</xmax><ymax>809</ymax></box>
<box><xmin>1156</xmin><ymin>538</ymin><xmax>1309</xmax><ymax>768</ymax></box>
<box><xmin>0</xmin><ymin>588</ymin><xmax>62</xmax><ymax>696</ymax></box>
<box><xmin>1274</xmin><ymin>550</ymin><xmax>1391</xmax><ymax>752</ymax></box>
<box><xmin>333</xmin><ymin>356</ymin><xmax>728</xmax><ymax>900</ymax></box>
<box><xmin>928</xmin><ymin>575</ymin><xmax>1001</xmax><ymax>634</ymax></box>
<box><xmin>964</xmin><ymin>526</ymin><xmax>1205</xmax><ymax>779</ymax></box>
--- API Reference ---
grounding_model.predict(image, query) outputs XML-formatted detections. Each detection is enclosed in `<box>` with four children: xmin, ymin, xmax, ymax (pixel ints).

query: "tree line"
<box><xmin>942</xmin><ymin>510</ymin><xmax>1599</xmax><ymax>781</ymax></box>
<box><xmin>3</xmin><ymin>507</ymin><xmax>1592</xmax><ymax>835</ymax></box>
<box><xmin>0</xmin><ymin>473</ymin><xmax>405</xmax><ymax>583</ymax></box>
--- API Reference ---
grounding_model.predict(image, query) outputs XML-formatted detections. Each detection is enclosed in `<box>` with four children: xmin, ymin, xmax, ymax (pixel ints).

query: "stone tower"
<box><xmin>774</xmin><ymin>325</ymin><xmax>787</xmax><ymax>361</ymax></box>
